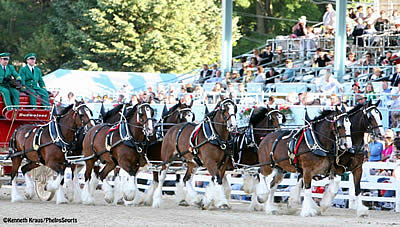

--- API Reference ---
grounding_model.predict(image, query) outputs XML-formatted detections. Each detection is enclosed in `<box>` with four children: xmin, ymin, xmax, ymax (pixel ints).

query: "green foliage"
<box><xmin>50</xmin><ymin>0</ymin><xmax>241</xmax><ymax>73</ymax></box>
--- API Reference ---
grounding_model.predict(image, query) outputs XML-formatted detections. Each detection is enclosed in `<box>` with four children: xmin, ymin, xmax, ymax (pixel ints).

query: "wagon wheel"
<box><xmin>32</xmin><ymin>166</ymin><xmax>55</xmax><ymax>201</ymax></box>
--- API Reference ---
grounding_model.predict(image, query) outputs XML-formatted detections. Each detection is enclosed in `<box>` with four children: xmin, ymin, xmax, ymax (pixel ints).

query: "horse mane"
<box><xmin>163</xmin><ymin>103</ymin><xmax>181</xmax><ymax>117</ymax></box>
<box><xmin>57</xmin><ymin>104</ymin><xmax>74</xmax><ymax>116</ymax></box>
<box><xmin>347</xmin><ymin>103</ymin><xmax>364</xmax><ymax>115</ymax></box>
<box><xmin>126</xmin><ymin>103</ymin><xmax>139</xmax><ymax>121</ymax></box>
<box><xmin>250</xmin><ymin>107</ymin><xmax>269</xmax><ymax>125</ymax></box>
<box><xmin>102</xmin><ymin>104</ymin><xmax>125</xmax><ymax>120</ymax></box>
<box><xmin>312</xmin><ymin>109</ymin><xmax>335</xmax><ymax>121</ymax></box>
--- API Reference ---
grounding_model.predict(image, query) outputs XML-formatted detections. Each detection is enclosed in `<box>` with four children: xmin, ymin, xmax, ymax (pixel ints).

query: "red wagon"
<box><xmin>0</xmin><ymin>92</ymin><xmax>56</xmax><ymax>200</ymax></box>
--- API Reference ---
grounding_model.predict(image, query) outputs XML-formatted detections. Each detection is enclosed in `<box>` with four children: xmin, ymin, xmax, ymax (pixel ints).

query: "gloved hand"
<box><xmin>16</xmin><ymin>80</ymin><xmax>23</xmax><ymax>89</ymax></box>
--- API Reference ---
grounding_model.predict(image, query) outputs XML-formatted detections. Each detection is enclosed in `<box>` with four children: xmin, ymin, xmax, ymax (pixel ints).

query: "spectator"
<box><xmin>292</xmin><ymin>16</ymin><xmax>307</xmax><ymax>38</ymax></box>
<box><xmin>147</xmin><ymin>86</ymin><xmax>156</xmax><ymax>100</ymax></box>
<box><xmin>368</xmin><ymin>135</ymin><xmax>383</xmax><ymax>162</ymax></box>
<box><xmin>382</xmin><ymin>129</ymin><xmax>395</xmax><ymax>162</ymax></box>
<box><xmin>362</xmin><ymin>52</ymin><xmax>374</xmax><ymax>74</ymax></box>
<box><xmin>379</xmin><ymin>81</ymin><xmax>391</xmax><ymax>107</ymax></box>
<box><xmin>346</xmin><ymin>52</ymin><xmax>358</xmax><ymax>67</ymax></box>
<box><xmin>348</xmin><ymin>8</ymin><xmax>357</xmax><ymax>19</ymax></box>
<box><xmin>324</xmin><ymin>25</ymin><xmax>335</xmax><ymax>38</ymax></box>
<box><xmin>237</xmin><ymin>83</ymin><xmax>247</xmax><ymax>104</ymax></box>
<box><xmin>67</xmin><ymin>92</ymin><xmax>75</xmax><ymax>104</ymax></box>
<box><xmin>199</xmin><ymin>64</ymin><xmax>212</xmax><ymax>84</ymax></box>
<box><xmin>259</xmin><ymin>45</ymin><xmax>274</xmax><ymax>65</ymax></box>
<box><xmin>248</xmin><ymin>57</ymin><xmax>258</xmax><ymax>68</ymax></box>
<box><xmin>130</xmin><ymin>94</ymin><xmax>139</xmax><ymax>105</ymax></box>
<box><xmin>205</xmin><ymin>70</ymin><xmax>223</xmax><ymax>83</ymax></box>
<box><xmin>352</xmin><ymin>18</ymin><xmax>365</xmax><ymax>46</ymax></box>
<box><xmin>210</xmin><ymin>64</ymin><xmax>219</xmax><ymax>78</ymax></box>
<box><xmin>390</xmin><ymin>89</ymin><xmax>400</xmax><ymax>127</ymax></box>
<box><xmin>379</xmin><ymin>51</ymin><xmax>393</xmax><ymax>65</ymax></box>
<box><xmin>252</xmin><ymin>66</ymin><xmax>266</xmax><ymax>83</ymax></box>
<box><xmin>212</xmin><ymin>82</ymin><xmax>224</xmax><ymax>93</ymax></box>
<box><xmin>253</xmin><ymin>49</ymin><xmax>261</xmax><ymax>64</ymax></box>
<box><xmin>313</xmin><ymin>48</ymin><xmax>332</xmax><ymax>68</ymax></box>
<box><xmin>374</xmin><ymin>10</ymin><xmax>389</xmax><ymax>32</ymax></box>
<box><xmin>370</xmin><ymin>67</ymin><xmax>384</xmax><ymax>81</ymax></box>
<box><xmin>314</xmin><ymin>69</ymin><xmax>342</xmax><ymax>94</ymax></box>
<box><xmin>281</xmin><ymin>60</ymin><xmax>295</xmax><ymax>82</ymax></box>
<box><xmin>274</xmin><ymin>46</ymin><xmax>285</xmax><ymax>65</ymax></box>
<box><xmin>391</xmin><ymin>9</ymin><xmax>400</xmax><ymax>25</ymax></box>
<box><xmin>323</xmin><ymin>3</ymin><xmax>336</xmax><ymax>29</ymax></box>
<box><xmin>390</xmin><ymin>64</ymin><xmax>400</xmax><ymax>87</ymax></box>
<box><xmin>364</xmin><ymin>82</ymin><xmax>376</xmax><ymax>101</ymax></box>
<box><xmin>265</xmin><ymin>68</ymin><xmax>279</xmax><ymax>85</ymax></box>
<box><xmin>356</xmin><ymin>5</ymin><xmax>364</xmax><ymax>19</ymax></box>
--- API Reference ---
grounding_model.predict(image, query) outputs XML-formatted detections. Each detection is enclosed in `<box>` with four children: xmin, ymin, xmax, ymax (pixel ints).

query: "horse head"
<box><xmin>71</xmin><ymin>100</ymin><xmax>94</xmax><ymax>130</ymax></box>
<box><xmin>215</xmin><ymin>98</ymin><xmax>237</xmax><ymax>133</ymax></box>
<box><xmin>266</xmin><ymin>105</ymin><xmax>285</xmax><ymax>128</ymax></box>
<box><xmin>133</xmin><ymin>100</ymin><xmax>156</xmax><ymax>137</ymax></box>
<box><xmin>162</xmin><ymin>100</ymin><xmax>194</xmax><ymax>124</ymax></box>
<box><xmin>335</xmin><ymin>105</ymin><xmax>353</xmax><ymax>150</ymax></box>
<box><xmin>363</xmin><ymin>99</ymin><xmax>384</xmax><ymax>138</ymax></box>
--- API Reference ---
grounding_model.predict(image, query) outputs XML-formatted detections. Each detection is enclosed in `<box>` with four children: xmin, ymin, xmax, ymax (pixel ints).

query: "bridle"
<box><xmin>362</xmin><ymin>105</ymin><xmax>383</xmax><ymax>136</ymax></box>
<box><xmin>162</xmin><ymin>107</ymin><xmax>195</xmax><ymax>123</ymax></box>
<box><xmin>214</xmin><ymin>99</ymin><xmax>237</xmax><ymax>132</ymax></box>
<box><xmin>134</xmin><ymin>103</ymin><xmax>156</xmax><ymax>137</ymax></box>
<box><xmin>266</xmin><ymin>109</ymin><xmax>285</xmax><ymax>127</ymax></box>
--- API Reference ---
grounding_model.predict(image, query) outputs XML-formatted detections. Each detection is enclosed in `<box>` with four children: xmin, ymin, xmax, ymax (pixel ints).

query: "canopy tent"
<box><xmin>43</xmin><ymin>69</ymin><xmax>186</xmax><ymax>100</ymax></box>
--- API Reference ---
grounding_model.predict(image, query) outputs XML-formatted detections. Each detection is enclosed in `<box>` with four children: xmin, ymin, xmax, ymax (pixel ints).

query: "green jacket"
<box><xmin>19</xmin><ymin>65</ymin><xmax>46</xmax><ymax>89</ymax></box>
<box><xmin>0</xmin><ymin>64</ymin><xmax>21</xmax><ymax>85</ymax></box>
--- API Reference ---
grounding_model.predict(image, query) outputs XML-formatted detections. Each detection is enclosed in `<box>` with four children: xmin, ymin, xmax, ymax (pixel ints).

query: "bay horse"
<box><xmin>233</xmin><ymin>106</ymin><xmax>285</xmax><ymax>211</ymax></box>
<box><xmin>80</xmin><ymin>101</ymin><xmax>155</xmax><ymax>205</ymax></box>
<box><xmin>253</xmin><ymin>107</ymin><xmax>352</xmax><ymax>216</ymax></box>
<box><xmin>153</xmin><ymin>98</ymin><xmax>237</xmax><ymax>209</ymax></box>
<box><xmin>8</xmin><ymin>100</ymin><xmax>93</xmax><ymax>204</ymax></box>
<box><xmin>296</xmin><ymin>100</ymin><xmax>384</xmax><ymax>217</ymax></box>
<box><xmin>140</xmin><ymin>101</ymin><xmax>195</xmax><ymax>206</ymax></box>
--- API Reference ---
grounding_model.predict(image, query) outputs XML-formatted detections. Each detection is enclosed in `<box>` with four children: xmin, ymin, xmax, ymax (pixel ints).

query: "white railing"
<box><xmin>133</xmin><ymin>161</ymin><xmax>400</xmax><ymax>212</ymax></box>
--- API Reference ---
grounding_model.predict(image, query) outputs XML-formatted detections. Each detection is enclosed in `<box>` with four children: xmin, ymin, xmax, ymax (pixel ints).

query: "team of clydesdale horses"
<box><xmin>8</xmin><ymin>97</ymin><xmax>383</xmax><ymax>217</ymax></box>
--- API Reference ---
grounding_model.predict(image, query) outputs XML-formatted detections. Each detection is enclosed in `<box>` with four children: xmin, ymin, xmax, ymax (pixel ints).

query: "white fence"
<box><xmin>133</xmin><ymin>161</ymin><xmax>400</xmax><ymax>212</ymax></box>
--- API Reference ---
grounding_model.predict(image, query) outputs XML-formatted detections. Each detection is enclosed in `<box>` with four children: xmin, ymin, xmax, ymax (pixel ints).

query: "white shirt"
<box><xmin>28</xmin><ymin>65</ymin><xmax>35</xmax><ymax>73</ymax></box>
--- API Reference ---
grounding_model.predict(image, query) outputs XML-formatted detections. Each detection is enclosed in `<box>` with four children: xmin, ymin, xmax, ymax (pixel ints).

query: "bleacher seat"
<box><xmin>203</xmin><ymin>83</ymin><xmax>215</xmax><ymax>92</ymax></box>
<box><xmin>246</xmin><ymin>83</ymin><xmax>263</xmax><ymax>93</ymax></box>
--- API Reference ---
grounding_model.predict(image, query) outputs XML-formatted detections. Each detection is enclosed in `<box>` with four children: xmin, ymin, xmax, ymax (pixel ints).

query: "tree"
<box><xmin>50</xmin><ymin>0</ymin><xmax>241</xmax><ymax>73</ymax></box>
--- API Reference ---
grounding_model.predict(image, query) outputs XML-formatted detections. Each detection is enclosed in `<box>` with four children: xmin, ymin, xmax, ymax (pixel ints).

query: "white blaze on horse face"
<box><xmin>371</xmin><ymin>108</ymin><xmax>384</xmax><ymax>137</ymax></box>
<box><xmin>185</xmin><ymin>112</ymin><xmax>194</xmax><ymax>122</ymax></box>
<box><xmin>227</xmin><ymin>103</ymin><xmax>237</xmax><ymax>131</ymax></box>
<box><xmin>276</xmin><ymin>113</ymin><xmax>283</xmax><ymax>125</ymax></box>
<box><xmin>343</xmin><ymin>117</ymin><xmax>352</xmax><ymax>149</ymax></box>
<box><xmin>145</xmin><ymin>106</ymin><xmax>154</xmax><ymax>135</ymax></box>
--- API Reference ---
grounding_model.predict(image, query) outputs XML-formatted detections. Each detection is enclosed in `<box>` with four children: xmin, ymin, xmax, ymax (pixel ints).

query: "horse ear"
<box><xmin>367</xmin><ymin>99</ymin><xmax>372</xmax><ymax>106</ymax></box>
<box><xmin>305</xmin><ymin>109</ymin><xmax>311</xmax><ymax>122</ymax></box>
<box><xmin>375</xmin><ymin>99</ymin><xmax>381</xmax><ymax>107</ymax></box>
<box><xmin>100</xmin><ymin>102</ymin><xmax>106</xmax><ymax>119</ymax></box>
<box><xmin>341</xmin><ymin>104</ymin><xmax>346</xmax><ymax>113</ymax></box>
<box><xmin>229</xmin><ymin>92</ymin><xmax>233</xmax><ymax>100</ymax></box>
<box><xmin>204</xmin><ymin>104</ymin><xmax>210</xmax><ymax>115</ymax></box>
<box><xmin>162</xmin><ymin>104</ymin><xmax>168</xmax><ymax>117</ymax></box>
<box><xmin>189</xmin><ymin>99</ymin><xmax>193</xmax><ymax>108</ymax></box>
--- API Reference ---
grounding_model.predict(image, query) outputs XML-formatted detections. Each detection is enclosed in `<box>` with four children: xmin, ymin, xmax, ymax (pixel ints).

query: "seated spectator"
<box><xmin>226</xmin><ymin>82</ymin><xmax>236</xmax><ymax>97</ymax></box>
<box><xmin>370</xmin><ymin>67</ymin><xmax>384</xmax><ymax>81</ymax></box>
<box><xmin>352</xmin><ymin>18</ymin><xmax>365</xmax><ymax>46</ymax></box>
<box><xmin>259</xmin><ymin>45</ymin><xmax>274</xmax><ymax>65</ymax></box>
<box><xmin>390</xmin><ymin>89</ymin><xmax>400</xmax><ymax>127</ymax></box>
<box><xmin>291</xmin><ymin>16</ymin><xmax>307</xmax><ymax>38</ymax></box>
<box><xmin>324</xmin><ymin>25</ymin><xmax>335</xmax><ymax>38</ymax></box>
<box><xmin>265</xmin><ymin>68</ymin><xmax>279</xmax><ymax>84</ymax></box>
<box><xmin>253</xmin><ymin>49</ymin><xmax>261</xmax><ymax>64</ymax></box>
<box><xmin>391</xmin><ymin>64</ymin><xmax>400</xmax><ymax>87</ymax></box>
<box><xmin>248</xmin><ymin>57</ymin><xmax>258</xmax><ymax>68</ymax></box>
<box><xmin>313</xmin><ymin>48</ymin><xmax>332</xmax><ymax>68</ymax></box>
<box><xmin>329</xmin><ymin>94</ymin><xmax>341</xmax><ymax>106</ymax></box>
<box><xmin>199</xmin><ymin>64</ymin><xmax>212</xmax><ymax>84</ymax></box>
<box><xmin>368</xmin><ymin>135</ymin><xmax>383</xmax><ymax>162</ymax></box>
<box><xmin>362</xmin><ymin>52</ymin><xmax>374</xmax><ymax>74</ymax></box>
<box><xmin>379</xmin><ymin>81</ymin><xmax>392</xmax><ymax>107</ymax></box>
<box><xmin>379</xmin><ymin>51</ymin><xmax>393</xmax><ymax>65</ymax></box>
<box><xmin>346</xmin><ymin>52</ymin><xmax>359</xmax><ymax>67</ymax></box>
<box><xmin>274</xmin><ymin>46</ymin><xmax>285</xmax><ymax>65</ymax></box>
<box><xmin>348</xmin><ymin>8</ymin><xmax>357</xmax><ymax>19</ymax></box>
<box><xmin>210</xmin><ymin>64</ymin><xmax>219</xmax><ymax>77</ymax></box>
<box><xmin>382</xmin><ymin>129</ymin><xmax>395</xmax><ymax>161</ymax></box>
<box><xmin>281</xmin><ymin>60</ymin><xmax>295</xmax><ymax>82</ymax></box>
<box><xmin>244</xmin><ymin>70</ymin><xmax>254</xmax><ymax>83</ymax></box>
<box><xmin>212</xmin><ymin>82</ymin><xmax>224</xmax><ymax>93</ymax></box>
<box><xmin>130</xmin><ymin>94</ymin><xmax>139</xmax><ymax>105</ymax></box>
<box><xmin>205</xmin><ymin>70</ymin><xmax>223</xmax><ymax>83</ymax></box>
<box><xmin>314</xmin><ymin>69</ymin><xmax>342</xmax><ymax>94</ymax></box>
<box><xmin>374</xmin><ymin>10</ymin><xmax>389</xmax><ymax>32</ymax></box>
<box><xmin>236</xmin><ymin>83</ymin><xmax>247</xmax><ymax>104</ymax></box>
<box><xmin>364</xmin><ymin>82</ymin><xmax>376</xmax><ymax>101</ymax></box>
<box><xmin>252</xmin><ymin>66</ymin><xmax>265</xmax><ymax>83</ymax></box>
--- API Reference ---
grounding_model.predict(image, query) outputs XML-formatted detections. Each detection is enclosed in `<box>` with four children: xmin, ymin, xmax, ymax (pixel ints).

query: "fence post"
<box><xmin>348</xmin><ymin>172</ymin><xmax>356</xmax><ymax>209</ymax></box>
<box><xmin>396</xmin><ymin>178</ymin><xmax>400</xmax><ymax>212</ymax></box>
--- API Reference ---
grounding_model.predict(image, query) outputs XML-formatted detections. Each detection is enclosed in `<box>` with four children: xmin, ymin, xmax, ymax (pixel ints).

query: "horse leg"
<box><xmin>45</xmin><ymin>161</ymin><xmax>68</xmax><ymax>205</ymax></box>
<box><xmin>352</xmin><ymin>166</ymin><xmax>368</xmax><ymax>217</ymax></box>
<box><xmin>320</xmin><ymin>174</ymin><xmax>341</xmax><ymax>212</ymax></box>
<box><xmin>21</xmin><ymin>162</ymin><xmax>40</xmax><ymax>200</ymax></box>
<box><xmin>300</xmin><ymin>170</ymin><xmax>320</xmax><ymax>217</ymax></box>
<box><xmin>142</xmin><ymin>171</ymin><xmax>158</xmax><ymax>206</ymax></box>
<box><xmin>98</xmin><ymin>160</ymin><xmax>116</xmax><ymax>204</ymax></box>
<box><xmin>81</xmin><ymin>159</ymin><xmax>96</xmax><ymax>205</ymax></box>
<box><xmin>255</xmin><ymin>168</ymin><xmax>274</xmax><ymax>204</ymax></box>
<box><xmin>288</xmin><ymin>177</ymin><xmax>303</xmax><ymax>208</ymax></box>
<box><xmin>118</xmin><ymin>163</ymin><xmax>137</xmax><ymax>202</ymax></box>
<box><xmin>242</xmin><ymin>174</ymin><xmax>263</xmax><ymax>211</ymax></box>
<box><xmin>202</xmin><ymin>162</ymin><xmax>229</xmax><ymax>210</ymax></box>
<box><xmin>264</xmin><ymin>168</ymin><xmax>284</xmax><ymax>215</ymax></box>
<box><xmin>152</xmin><ymin>165</ymin><xmax>168</xmax><ymax>208</ymax></box>
<box><xmin>183</xmin><ymin>163</ymin><xmax>201</xmax><ymax>206</ymax></box>
<box><xmin>10</xmin><ymin>156</ymin><xmax>24</xmax><ymax>202</ymax></box>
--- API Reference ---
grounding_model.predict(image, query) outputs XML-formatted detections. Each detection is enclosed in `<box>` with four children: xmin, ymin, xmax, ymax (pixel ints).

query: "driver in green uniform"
<box><xmin>0</xmin><ymin>52</ymin><xmax>21</xmax><ymax>110</ymax></box>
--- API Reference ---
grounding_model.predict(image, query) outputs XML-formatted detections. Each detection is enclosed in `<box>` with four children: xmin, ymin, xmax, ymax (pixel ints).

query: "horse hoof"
<box><xmin>219</xmin><ymin>204</ymin><xmax>231</xmax><ymax>210</ymax></box>
<box><xmin>179</xmin><ymin>200</ymin><xmax>189</xmax><ymax>206</ymax></box>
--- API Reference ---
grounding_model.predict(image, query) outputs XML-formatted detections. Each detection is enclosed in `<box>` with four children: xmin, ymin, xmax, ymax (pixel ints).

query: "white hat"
<box><xmin>299</xmin><ymin>16</ymin><xmax>307</xmax><ymax>23</ymax></box>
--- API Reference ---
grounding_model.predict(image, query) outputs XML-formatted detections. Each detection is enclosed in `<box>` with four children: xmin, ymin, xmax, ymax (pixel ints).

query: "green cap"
<box><xmin>0</xmin><ymin>53</ymin><xmax>10</xmax><ymax>58</ymax></box>
<box><xmin>24</xmin><ymin>53</ymin><xmax>36</xmax><ymax>60</ymax></box>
